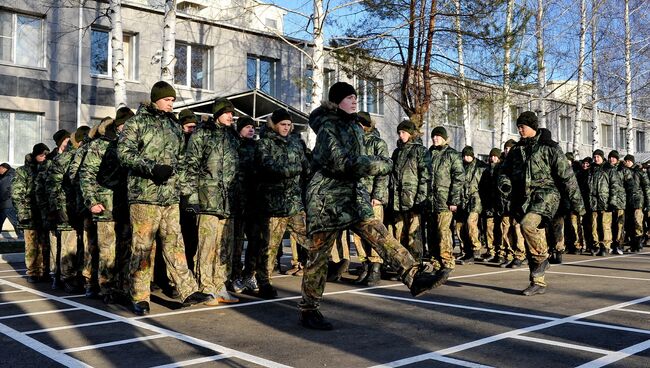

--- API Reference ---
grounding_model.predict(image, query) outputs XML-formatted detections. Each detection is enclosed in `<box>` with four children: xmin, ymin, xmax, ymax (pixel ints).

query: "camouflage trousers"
<box><xmin>456</xmin><ymin>212</ymin><xmax>482</xmax><ymax>255</ymax></box>
<box><xmin>81</xmin><ymin>216</ymin><xmax>98</xmax><ymax>287</ymax></box>
<box><xmin>612</xmin><ymin>209</ymin><xmax>625</xmax><ymax>247</ymax></box>
<box><xmin>499</xmin><ymin>215</ymin><xmax>526</xmax><ymax>261</ymax></box>
<box><xmin>567</xmin><ymin>213</ymin><xmax>585</xmax><ymax>250</ymax></box>
<box><xmin>484</xmin><ymin>216</ymin><xmax>501</xmax><ymax>257</ymax></box>
<box><xmin>519</xmin><ymin>212</ymin><xmax>549</xmax><ymax>287</ymax></box>
<box><xmin>129</xmin><ymin>204</ymin><xmax>197</xmax><ymax>303</ymax></box>
<box><xmin>330</xmin><ymin>231</ymin><xmax>350</xmax><ymax>263</ymax></box>
<box><xmin>546</xmin><ymin>214</ymin><xmax>566</xmax><ymax>253</ymax></box>
<box><xmin>195</xmin><ymin>214</ymin><xmax>234</xmax><ymax>295</ymax></box>
<box><xmin>258</xmin><ymin>212</ymin><xmax>308</xmax><ymax>286</ymax></box>
<box><xmin>96</xmin><ymin>221</ymin><xmax>131</xmax><ymax>296</ymax></box>
<box><xmin>428</xmin><ymin>211</ymin><xmax>455</xmax><ymax>269</ymax></box>
<box><xmin>49</xmin><ymin>229</ymin><xmax>79</xmax><ymax>281</ymax></box>
<box><xmin>352</xmin><ymin>204</ymin><xmax>383</xmax><ymax>263</ymax></box>
<box><xmin>625</xmin><ymin>208</ymin><xmax>644</xmax><ymax>238</ymax></box>
<box><xmin>590</xmin><ymin>211</ymin><xmax>612</xmax><ymax>250</ymax></box>
<box><xmin>241</xmin><ymin>220</ymin><xmax>262</xmax><ymax>278</ymax></box>
<box><xmin>24</xmin><ymin>229</ymin><xmax>48</xmax><ymax>277</ymax></box>
<box><xmin>390</xmin><ymin>211</ymin><xmax>423</xmax><ymax>261</ymax></box>
<box><xmin>299</xmin><ymin>218</ymin><xmax>417</xmax><ymax>311</ymax></box>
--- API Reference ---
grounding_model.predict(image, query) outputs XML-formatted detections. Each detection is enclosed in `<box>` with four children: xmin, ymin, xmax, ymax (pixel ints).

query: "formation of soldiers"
<box><xmin>9</xmin><ymin>80</ymin><xmax>646</xmax><ymax>330</ymax></box>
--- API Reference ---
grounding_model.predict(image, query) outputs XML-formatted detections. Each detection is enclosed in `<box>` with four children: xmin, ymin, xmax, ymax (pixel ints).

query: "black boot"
<box><xmin>300</xmin><ymin>309</ymin><xmax>333</xmax><ymax>330</ymax></box>
<box><xmin>431</xmin><ymin>267</ymin><xmax>453</xmax><ymax>288</ymax></box>
<box><xmin>133</xmin><ymin>301</ymin><xmax>150</xmax><ymax>316</ymax></box>
<box><xmin>258</xmin><ymin>283</ymin><xmax>278</xmax><ymax>299</ymax></box>
<box><xmin>522</xmin><ymin>284</ymin><xmax>547</xmax><ymax>296</ymax></box>
<box><xmin>456</xmin><ymin>252</ymin><xmax>476</xmax><ymax>265</ymax></box>
<box><xmin>365</xmin><ymin>262</ymin><xmax>382</xmax><ymax>287</ymax></box>
<box><xmin>354</xmin><ymin>262</ymin><xmax>369</xmax><ymax>285</ymax></box>
<box><xmin>408</xmin><ymin>268</ymin><xmax>440</xmax><ymax>297</ymax></box>
<box><xmin>182</xmin><ymin>291</ymin><xmax>213</xmax><ymax>306</ymax></box>
<box><xmin>327</xmin><ymin>259</ymin><xmax>349</xmax><ymax>282</ymax></box>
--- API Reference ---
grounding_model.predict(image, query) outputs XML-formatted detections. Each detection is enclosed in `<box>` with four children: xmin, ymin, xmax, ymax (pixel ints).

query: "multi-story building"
<box><xmin>1</xmin><ymin>0</ymin><xmax>647</xmax><ymax>168</ymax></box>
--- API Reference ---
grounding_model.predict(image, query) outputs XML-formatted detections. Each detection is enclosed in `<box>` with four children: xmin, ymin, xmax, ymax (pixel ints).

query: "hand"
<box><xmin>449</xmin><ymin>205</ymin><xmax>457</xmax><ymax>212</ymax></box>
<box><xmin>152</xmin><ymin>164</ymin><xmax>173</xmax><ymax>184</ymax></box>
<box><xmin>371</xmin><ymin>199</ymin><xmax>382</xmax><ymax>207</ymax></box>
<box><xmin>90</xmin><ymin>204</ymin><xmax>105</xmax><ymax>214</ymax></box>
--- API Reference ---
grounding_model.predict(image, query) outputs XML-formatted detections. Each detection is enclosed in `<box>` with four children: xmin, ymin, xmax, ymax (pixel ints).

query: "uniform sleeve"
<box><xmin>255</xmin><ymin>138</ymin><xmax>302</xmax><ymax>179</ymax></box>
<box><xmin>118</xmin><ymin>117</ymin><xmax>155</xmax><ymax>177</ymax></box>
<box><xmin>183</xmin><ymin>129</ymin><xmax>205</xmax><ymax>195</ymax></box>
<box><xmin>608</xmin><ymin>168</ymin><xmax>623</xmax><ymax>209</ymax></box>
<box><xmin>448</xmin><ymin>151</ymin><xmax>465</xmax><ymax>207</ymax></box>
<box><xmin>46</xmin><ymin>157</ymin><xmax>68</xmax><ymax>214</ymax></box>
<box><xmin>79</xmin><ymin>143</ymin><xmax>102</xmax><ymax>209</ymax></box>
<box><xmin>415</xmin><ymin>146</ymin><xmax>431</xmax><ymax>206</ymax></box>
<box><xmin>551</xmin><ymin>148</ymin><xmax>585</xmax><ymax>215</ymax></box>
<box><xmin>640</xmin><ymin>170</ymin><xmax>650</xmax><ymax>210</ymax></box>
<box><xmin>371</xmin><ymin>138</ymin><xmax>390</xmax><ymax>204</ymax></box>
<box><xmin>11</xmin><ymin>168</ymin><xmax>30</xmax><ymax>221</ymax></box>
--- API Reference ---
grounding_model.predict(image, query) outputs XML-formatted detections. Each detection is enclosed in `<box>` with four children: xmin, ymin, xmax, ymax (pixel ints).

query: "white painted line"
<box><xmin>369</xmin><ymin>295</ymin><xmax>650</xmax><ymax>367</ymax></box>
<box><xmin>419</xmin><ymin>354</ymin><xmax>494</xmax><ymax>368</ymax></box>
<box><xmin>25</xmin><ymin>320</ymin><xmax>120</xmax><ymax>335</ymax></box>
<box><xmin>150</xmin><ymin>354</ymin><xmax>231</xmax><ymax>368</ymax></box>
<box><xmin>0</xmin><ymin>268</ymin><xmax>26</xmax><ymax>273</ymax></box>
<box><xmin>546</xmin><ymin>271</ymin><xmax>650</xmax><ymax>281</ymax></box>
<box><xmin>0</xmin><ymin>279</ymin><xmax>292</xmax><ymax>368</ymax></box>
<box><xmin>60</xmin><ymin>294</ymin><xmax>86</xmax><ymax>299</ymax></box>
<box><xmin>60</xmin><ymin>333</ymin><xmax>167</xmax><ymax>353</ymax></box>
<box><xmin>572</xmin><ymin>320</ymin><xmax>650</xmax><ymax>335</ymax></box>
<box><xmin>0</xmin><ymin>298</ymin><xmax>48</xmax><ymax>306</ymax></box>
<box><xmin>511</xmin><ymin>335</ymin><xmax>614</xmax><ymax>354</ymax></box>
<box><xmin>0</xmin><ymin>308</ymin><xmax>80</xmax><ymax>320</ymax></box>
<box><xmin>617</xmin><ymin>308</ymin><xmax>650</xmax><ymax>315</ymax></box>
<box><xmin>0</xmin><ymin>275</ymin><xmax>28</xmax><ymax>279</ymax></box>
<box><xmin>0</xmin><ymin>290</ymin><xmax>25</xmax><ymax>294</ymax></box>
<box><xmin>608</xmin><ymin>256</ymin><xmax>650</xmax><ymax>262</ymax></box>
<box><xmin>575</xmin><ymin>338</ymin><xmax>650</xmax><ymax>368</ymax></box>
<box><xmin>0</xmin><ymin>321</ymin><xmax>91</xmax><ymax>367</ymax></box>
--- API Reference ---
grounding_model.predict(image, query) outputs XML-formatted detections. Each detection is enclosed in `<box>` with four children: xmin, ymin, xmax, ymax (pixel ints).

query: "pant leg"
<box><xmin>49</xmin><ymin>231</ymin><xmax>59</xmax><ymax>278</ymax></box>
<box><xmin>550</xmin><ymin>215</ymin><xmax>565</xmax><ymax>253</ymax></box>
<box><xmin>299</xmin><ymin>230</ymin><xmax>340</xmax><ymax>311</ymax></box>
<box><xmin>613</xmin><ymin>209</ymin><xmax>625</xmax><ymax>247</ymax></box>
<box><xmin>242</xmin><ymin>219</ymin><xmax>261</xmax><ymax>278</ymax></box>
<box><xmin>257</xmin><ymin>216</ymin><xmax>289</xmax><ymax>286</ymax></box>
<box><xmin>362</xmin><ymin>204</ymin><xmax>384</xmax><ymax>263</ymax></box>
<box><xmin>231</xmin><ymin>216</ymin><xmax>246</xmax><ymax>279</ymax></box>
<box><xmin>601</xmin><ymin>211</ymin><xmax>613</xmax><ymax>250</ymax></box>
<box><xmin>513</xmin><ymin>220</ymin><xmax>527</xmax><ymax>260</ymax></box>
<box><xmin>195</xmin><ymin>214</ymin><xmax>231</xmax><ymax>297</ymax></box>
<box><xmin>60</xmin><ymin>229</ymin><xmax>79</xmax><ymax>281</ymax></box>
<box><xmin>82</xmin><ymin>216</ymin><xmax>98</xmax><ymax>285</ymax></box>
<box><xmin>129</xmin><ymin>204</ymin><xmax>161</xmax><ymax>303</ymax></box>
<box><xmin>96</xmin><ymin>221</ymin><xmax>117</xmax><ymax>296</ymax></box>
<box><xmin>520</xmin><ymin>212</ymin><xmax>548</xmax><ymax>287</ymax></box>
<box><xmin>433</xmin><ymin>211</ymin><xmax>455</xmax><ymax>269</ymax></box>
<box><xmin>485</xmin><ymin>216</ymin><xmax>498</xmax><ymax>256</ymax></box>
<box><xmin>500</xmin><ymin>216</ymin><xmax>512</xmax><ymax>260</ymax></box>
<box><xmin>466</xmin><ymin>212</ymin><xmax>481</xmax><ymax>254</ymax></box>
<box><xmin>24</xmin><ymin>229</ymin><xmax>43</xmax><ymax>277</ymax></box>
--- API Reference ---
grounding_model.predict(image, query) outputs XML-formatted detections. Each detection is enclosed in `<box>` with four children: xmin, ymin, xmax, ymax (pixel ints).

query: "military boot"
<box><xmin>522</xmin><ymin>283</ymin><xmax>546</xmax><ymax>296</ymax></box>
<box><xmin>596</xmin><ymin>245</ymin><xmax>609</xmax><ymax>257</ymax></box>
<box><xmin>182</xmin><ymin>291</ymin><xmax>214</xmax><ymax>307</ymax></box>
<box><xmin>354</xmin><ymin>262</ymin><xmax>369</xmax><ymax>285</ymax></box>
<box><xmin>549</xmin><ymin>251</ymin><xmax>563</xmax><ymax>264</ymax></box>
<box><xmin>482</xmin><ymin>253</ymin><xmax>497</xmax><ymax>263</ymax></box>
<box><xmin>507</xmin><ymin>258</ymin><xmax>523</xmax><ymax>268</ymax></box>
<box><xmin>133</xmin><ymin>301</ymin><xmax>150</xmax><ymax>316</ymax></box>
<box><xmin>258</xmin><ymin>283</ymin><xmax>278</xmax><ymax>299</ymax></box>
<box><xmin>327</xmin><ymin>259</ymin><xmax>349</xmax><ymax>282</ymax></box>
<box><xmin>365</xmin><ymin>262</ymin><xmax>382</xmax><ymax>287</ymax></box>
<box><xmin>300</xmin><ymin>309</ymin><xmax>333</xmax><ymax>330</ymax></box>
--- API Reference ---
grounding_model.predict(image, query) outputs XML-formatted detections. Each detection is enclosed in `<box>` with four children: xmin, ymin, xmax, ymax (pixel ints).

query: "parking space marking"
<box><xmin>0</xmin><ymin>290</ymin><xmax>26</xmax><ymax>294</ymax></box>
<box><xmin>0</xmin><ymin>307</ymin><xmax>80</xmax><ymax>320</ymax></box>
<box><xmin>0</xmin><ymin>268</ymin><xmax>26</xmax><ymax>273</ymax></box>
<box><xmin>572</xmin><ymin>320</ymin><xmax>650</xmax><ymax>335</ymax></box>
<box><xmin>150</xmin><ymin>354</ymin><xmax>231</xmax><ymax>368</ymax></box>
<box><xmin>0</xmin><ymin>297</ymin><xmax>48</xmax><ymax>306</ymax></box>
<box><xmin>618</xmin><ymin>308</ymin><xmax>650</xmax><ymax>315</ymax></box>
<box><xmin>575</xmin><ymin>338</ymin><xmax>650</xmax><ymax>368</ymax></box>
<box><xmin>24</xmin><ymin>320</ymin><xmax>121</xmax><ymax>335</ymax></box>
<box><xmin>60</xmin><ymin>333</ymin><xmax>167</xmax><ymax>353</ymax></box>
<box><xmin>511</xmin><ymin>335</ymin><xmax>614</xmax><ymax>354</ymax></box>
<box><xmin>545</xmin><ymin>271</ymin><xmax>650</xmax><ymax>281</ymax></box>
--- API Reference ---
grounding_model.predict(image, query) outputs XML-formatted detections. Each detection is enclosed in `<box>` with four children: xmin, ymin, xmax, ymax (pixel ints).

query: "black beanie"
<box><xmin>431</xmin><ymin>126</ymin><xmax>448</xmax><ymax>140</ymax></box>
<box><xmin>328</xmin><ymin>82</ymin><xmax>357</xmax><ymax>104</ymax></box>
<box><xmin>516</xmin><ymin>111</ymin><xmax>539</xmax><ymax>131</ymax></box>
<box><xmin>178</xmin><ymin>109</ymin><xmax>198</xmax><ymax>125</ymax></box>
<box><xmin>396</xmin><ymin>120</ymin><xmax>417</xmax><ymax>135</ymax></box>
<box><xmin>271</xmin><ymin>108</ymin><xmax>292</xmax><ymax>124</ymax></box>
<box><xmin>504</xmin><ymin>139</ymin><xmax>517</xmax><ymax>149</ymax></box>
<box><xmin>357</xmin><ymin>111</ymin><xmax>372</xmax><ymax>127</ymax></box>
<box><xmin>593</xmin><ymin>149</ymin><xmax>605</xmax><ymax>159</ymax></box>
<box><xmin>624</xmin><ymin>154</ymin><xmax>635</xmax><ymax>163</ymax></box>
<box><xmin>608</xmin><ymin>150</ymin><xmax>620</xmax><ymax>160</ymax></box>
<box><xmin>53</xmin><ymin>129</ymin><xmax>71</xmax><ymax>147</ymax></box>
<box><xmin>212</xmin><ymin>97</ymin><xmax>235</xmax><ymax>117</ymax></box>
<box><xmin>582</xmin><ymin>156</ymin><xmax>592</xmax><ymax>164</ymax></box>
<box><xmin>237</xmin><ymin>116</ymin><xmax>255</xmax><ymax>131</ymax></box>
<box><xmin>565</xmin><ymin>152</ymin><xmax>575</xmax><ymax>161</ymax></box>
<box><xmin>32</xmin><ymin>143</ymin><xmax>49</xmax><ymax>157</ymax></box>
<box><xmin>489</xmin><ymin>148</ymin><xmax>502</xmax><ymax>157</ymax></box>
<box><xmin>462</xmin><ymin>146</ymin><xmax>474</xmax><ymax>158</ymax></box>
<box><xmin>150</xmin><ymin>81</ymin><xmax>176</xmax><ymax>103</ymax></box>
<box><xmin>114</xmin><ymin>107</ymin><xmax>134</xmax><ymax>127</ymax></box>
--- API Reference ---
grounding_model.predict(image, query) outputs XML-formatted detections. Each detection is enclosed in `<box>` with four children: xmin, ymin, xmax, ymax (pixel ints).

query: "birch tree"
<box><xmin>572</xmin><ymin>0</ymin><xmax>586</xmax><ymax>154</ymax></box>
<box><xmin>109</xmin><ymin>0</ymin><xmax>127</xmax><ymax>108</ymax></box>
<box><xmin>499</xmin><ymin>0</ymin><xmax>514</xmax><ymax>147</ymax></box>
<box><xmin>624</xmin><ymin>0</ymin><xmax>634</xmax><ymax>153</ymax></box>
<box><xmin>160</xmin><ymin>0</ymin><xmax>176</xmax><ymax>83</ymax></box>
<box><xmin>455</xmin><ymin>0</ymin><xmax>471</xmax><ymax>146</ymax></box>
<box><xmin>535</xmin><ymin>0</ymin><xmax>547</xmax><ymax>129</ymax></box>
<box><xmin>591</xmin><ymin>0</ymin><xmax>600</xmax><ymax>150</ymax></box>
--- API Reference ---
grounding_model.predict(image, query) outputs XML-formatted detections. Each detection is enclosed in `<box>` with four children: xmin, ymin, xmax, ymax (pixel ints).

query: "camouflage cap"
<box><xmin>178</xmin><ymin>109</ymin><xmax>198</xmax><ymax>125</ymax></box>
<box><xmin>212</xmin><ymin>97</ymin><xmax>235</xmax><ymax>117</ymax></box>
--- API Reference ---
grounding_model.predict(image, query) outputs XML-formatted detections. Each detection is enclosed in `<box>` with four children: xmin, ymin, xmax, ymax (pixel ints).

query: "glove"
<box><xmin>152</xmin><ymin>164</ymin><xmax>173</xmax><ymax>184</ymax></box>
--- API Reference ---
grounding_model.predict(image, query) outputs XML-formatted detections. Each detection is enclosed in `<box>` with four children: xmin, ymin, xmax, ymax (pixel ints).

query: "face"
<box><xmin>432</xmin><ymin>135</ymin><xmax>445</xmax><ymax>147</ymax></box>
<box><xmin>217</xmin><ymin>111</ymin><xmax>233</xmax><ymax>126</ymax></box>
<box><xmin>182</xmin><ymin>123</ymin><xmax>196</xmax><ymax>134</ymax></box>
<box><xmin>490</xmin><ymin>155</ymin><xmax>500</xmax><ymax>164</ymax></box>
<box><xmin>59</xmin><ymin>137</ymin><xmax>70</xmax><ymax>150</ymax></box>
<box><xmin>116</xmin><ymin>124</ymin><xmax>125</xmax><ymax>133</ymax></box>
<box><xmin>274</xmin><ymin>120</ymin><xmax>292</xmax><ymax>137</ymax></box>
<box><xmin>35</xmin><ymin>153</ymin><xmax>47</xmax><ymax>163</ymax></box>
<box><xmin>504</xmin><ymin>146</ymin><xmax>511</xmax><ymax>156</ymax></box>
<box><xmin>155</xmin><ymin>96</ymin><xmax>175</xmax><ymax>113</ymax></box>
<box><xmin>517</xmin><ymin>124</ymin><xmax>536</xmax><ymax>138</ymax></box>
<box><xmin>625</xmin><ymin>160</ymin><xmax>634</xmax><ymax>168</ymax></box>
<box><xmin>240</xmin><ymin>125</ymin><xmax>255</xmax><ymax>139</ymax></box>
<box><xmin>338</xmin><ymin>94</ymin><xmax>357</xmax><ymax>114</ymax></box>
<box><xmin>463</xmin><ymin>155</ymin><xmax>474</xmax><ymax>163</ymax></box>
<box><xmin>0</xmin><ymin>167</ymin><xmax>6</xmax><ymax>175</ymax></box>
<box><xmin>582</xmin><ymin>161</ymin><xmax>590</xmax><ymax>170</ymax></box>
<box><xmin>398</xmin><ymin>130</ymin><xmax>411</xmax><ymax>143</ymax></box>
<box><xmin>593</xmin><ymin>155</ymin><xmax>603</xmax><ymax>165</ymax></box>
<box><xmin>609</xmin><ymin>157</ymin><xmax>618</xmax><ymax>165</ymax></box>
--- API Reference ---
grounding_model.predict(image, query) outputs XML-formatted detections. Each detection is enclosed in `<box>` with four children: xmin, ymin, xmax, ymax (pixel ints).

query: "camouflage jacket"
<box><xmin>45</xmin><ymin>146</ymin><xmax>79</xmax><ymax>229</ymax></box>
<box><xmin>428</xmin><ymin>144</ymin><xmax>464</xmax><ymax>213</ymax></box>
<box><xmin>79</xmin><ymin>136</ymin><xmax>128</xmax><ymax>222</ymax></box>
<box><xmin>480</xmin><ymin>162</ymin><xmax>500</xmax><ymax>217</ymax></box>
<box><xmin>389</xmin><ymin>138</ymin><xmax>430</xmax><ymax>212</ymax></box>
<box><xmin>621</xmin><ymin>165</ymin><xmax>650</xmax><ymax>210</ymax></box>
<box><xmin>11</xmin><ymin>155</ymin><xmax>41</xmax><ymax>229</ymax></box>
<box><xmin>360</xmin><ymin>128</ymin><xmax>390</xmax><ymax>205</ymax></box>
<box><xmin>67</xmin><ymin>142</ymin><xmax>93</xmax><ymax>217</ymax></box>
<box><xmin>305</xmin><ymin>101</ymin><xmax>392</xmax><ymax>235</ymax></box>
<box><xmin>237</xmin><ymin>136</ymin><xmax>257</xmax><ymax>216</ymax></box>
<box><xmin>255</xmin><ymin>128</ymin><xmax>309</xmax><ymax>217</ymax></box>
<box><xmin>499</xmin><ymin>129</ymin><xmax>584</xmax><ymax>221</ymax></box>
<box><xmin>606</xmin><ymin>163</ymin><xmax>626</xmax><ymax>210</ymax></box>
<box><xmin>185</xmin><ymin>119</ymin><xmax>240</xmax><ymax>218</ymax></box>
<box><xmin>118</xmin><ymin>103</ymin><xmax>186</xmax><ymax>206</ymax></box>
<box><xmin>588</xmin><ymin>164</ymin><xmax>616</xmax><ymax>211</ymax></box>
<box><xmin>461</xmin><ymin>159</ymin><xmax>487</xmax><ymax>214</ymax></box>
<box><xmin>0</xmin><ymin>168</ymin><xmax>15</xmax><ymax>209</ymax></box>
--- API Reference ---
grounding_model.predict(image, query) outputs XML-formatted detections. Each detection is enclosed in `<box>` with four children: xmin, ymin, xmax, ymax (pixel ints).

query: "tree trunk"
<box><xmin>591</xmin><ymin>0</ymin><xmax>600</xmax><ymax>150</ymax></box>
<box><xmin>456</xmin><ymin>0</ymin><xmax>471</xmax><ymax>147</ymax></box>
<box><xmin>499</xmin><ymin>0</ymin><xmax>514</xmax><ymax>147</ymax></box>
<box><xmin>535</xmin><ymin>0</ymin><xmax>547</xmax><ymax>128</ymax></box>
<box><xmin>572</xmin><ymin>0</ymin><xmax>586</xmax><ymax>154</ymax></box>
<box><xmin>110</xmin><ymin>0</ymin><xmax>127</xmax><ymax>108</ymax></box>
<box><xmin>306</xmin><ymin>0</ymin><xmax>325</xmax><ymax>149</ymax></box>
<box><xmin>624</xmin><ymin>0</ymin><xmax>634</xmax><ymax>153</ymax></box>
<box><xmin>160</xmin><ymin>0</ymin><xmax>176</xmax><ymax>84</ymax></box>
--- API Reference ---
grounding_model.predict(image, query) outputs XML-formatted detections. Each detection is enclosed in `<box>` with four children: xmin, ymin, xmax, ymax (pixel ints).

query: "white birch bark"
<box><xmin>306</xmin><ymin>0</ymin><xmax>325</xmax><ymax>149</ymax></box>
<box><xmin>455</xmin><ymin>0</ymin><xmax>471</xmax><ymax>146</ymax></box>
<box><xmin>591</xmin><ymin>0</ymin><xmax>600</xmax><ymax>150</ymax></box>
<box><xmin>572</xmin><ymin>0</ymin><xmax>586</xmax><ymax>154</ymax></box>
<box><xmin>110</xmin><ymin>0</ymin><xmax>127</xmax><ymax>108</ymax></box>
<box><xmin>160</xmin><ymin>0</ymin><xmax>176</xmax><ymax>84</ymax></box>
<box><xmin>499</xmin><ymin>0</ymin><xmax>514</xmax><ymax>147</ymax></box>
<box><xmin>535</xmin><ymin>0</ymin><xmax>547</xmax><ymax>128</ymax></box>
<box><xmin>624</xmin><ymin>0</ymin><xmax>634</xmax><ymax>153</ymax></box>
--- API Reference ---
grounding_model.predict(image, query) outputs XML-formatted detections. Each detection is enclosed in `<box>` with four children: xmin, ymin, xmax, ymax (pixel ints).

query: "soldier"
<box><xmin>0</xmin><ymin>163</ymin><xmax>21</xmax><ymax>237</ymax></box>
<box><xmin>427</xmin><ymin>126</ymin><xmax>464</xmax><ymax>283</ymax></box>
<box><xmin>177</xmin><ymin>109</ymin><xmax>199</xmax><ymax>271</ymax></box>
<box><xmin>253</xmin><ymin>109</ymin><xmax>310</xmax><ymax>299</ymax></box>
<box><xmin>388</xmin><ymin>119</ymin><xmax>430</xmax><ymax>262</ymax></box>
<box><xmin>621</xmin><ymin>155</ymin><xmax>650</xmax><ymax>252</ymax></box>
<box><xmin>607</xmin><ymin>150</ymin><xmax>626</xmax><ymax>254</ymax></box>
<box><xmin>12</xmin><ymin>144</ymin><xmax>50</xmax><ymax>283</ymax></box>
<box><xmin>498</xmin><ymin>140</ymin><xmax>526</xmax><ymax>268</ymax></box>
<box><xmin>118</xmin><ymin>81</ymin><xmax>213</xmax><ymax>315</ymax></box>
<box><xmin>481</xmin><ymin>148</ymin><xmax>503</xmax><ymax>264</ymax></box>
<box><xmin>499</xmin><ymin>112</ymin><xmax>584</xmax><ymax>296</ymax></box>
<box><xmin>456</xmin><ymin>146</ymin><xmax>487</xmax><ymax>264</ymax></box>
<box><xmin>299</xmin><ymin>82</ymin><xmax>439</xmax><ymax>330</ymax></box>
<box><xmin>352</xmin><ymin>111</ymin><xmax>390</xmax><ymax>286</ymax></box>
<box><xmin>588</xmin><ymin>150</ymin><xmax>617</xmax><ymax>256</ymax></box>
<box><xmin>80</xmin><ymin>109</ymin><xmax>133</xmax><ymax>303</ymax></box>
<box><xmin>184</xmin><ymin>97</ymin><xmax>241</xmax><ymax>306</ymax></box>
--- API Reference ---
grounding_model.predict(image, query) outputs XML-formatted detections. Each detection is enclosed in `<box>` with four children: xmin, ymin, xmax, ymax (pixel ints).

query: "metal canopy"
<box><xmin>174</xmin><ymin>89</ymin><xmax>308</xmax><ymax>132</ymax></box>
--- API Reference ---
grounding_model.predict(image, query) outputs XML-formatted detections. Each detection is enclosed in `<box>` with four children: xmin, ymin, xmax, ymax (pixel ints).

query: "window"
<box><xmin>247</xmin><ymin>55</ymin><xmax>277</xmax><ymax>97</ymax></box>
<box><xmin>323</xmin><ymin>69</ymin><xmax>335</xmax><ymax>96</ymax></box>
<box><xmin>618</xmin><ymin>127</ymin><xmax>627</xmax><ymax>150</ymax></box>
<box><xmin>636</xmin><ymin>131</ymin><xmax>645</xmax><ymax>152</ymax></box>
<box><xmin>175</xmin><ymin>43</ymin><xmax>210</xmax><ymax>89</ymax></box>
<box><xmin>357</xmin><ymin>78</ymin><xmax>384</xmax><ymax>115</ymax></box>
<box><xmin>0</xmin><ymin>111</ymin><xmax>44</xmax><ymax>165</ymax></box>
<box><xmin>510</xmin><ymin>105</ymin><xmax>524</xmax><ymax>134</ymax></box>
<box><xmin>0</xmin><ymin>11</ymin><xmax>44</xmax><ymax>67</ymax></box>
<box><xmin>559</xmin><ymin>116</ymin><xmax>571</xmax><ymax>142</ymax></box>
<box><xmin>265</xmin><ymin>18</ymin><xmax>278</xmax><ymax>30</ymax></box>
<box><xmin>601</xmin><ymin>124</ymin><xmax>613</xmax><ymax>148</ymax></box>
<box><xmin>581</xmin><ymin>121</ymin><xmax>593</xmax><ymax>145</ymax></box>
<box><xmin>477</xmin><ymin>100</ymin><xmax>494</xmax><ymax>130</ymax></box>
<box><xmin>444</xmin><ymin>93</ymin><xmax>462</xmax><ymax>126</ymax></box>
<box><xmin>90</xmin><ymin>29</ymin><xmax>137</xmax><ymax>80</ymax></box>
